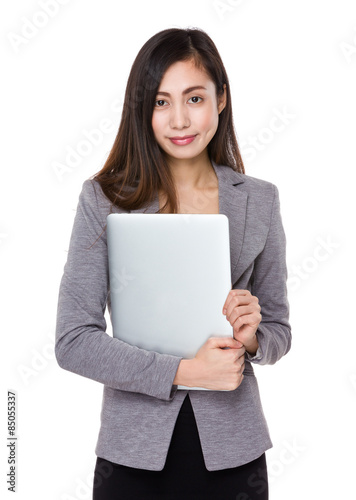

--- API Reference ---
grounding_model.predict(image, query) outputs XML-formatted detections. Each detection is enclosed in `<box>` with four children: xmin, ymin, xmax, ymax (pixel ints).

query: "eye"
<box><xmin>154</xmin><ymin>99</ymin><xmax>168</xmax><ymax>107</ymax></box>
<box><xmin>188</xmin><ymin>96</ymin><xmax>203</xmax><ymax>104</ymax></box>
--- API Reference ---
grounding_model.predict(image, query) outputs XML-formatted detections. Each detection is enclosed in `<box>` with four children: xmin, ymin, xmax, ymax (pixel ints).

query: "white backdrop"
<box><xmin>1</xmin><ymin>0</ymin><xmax>356</xmax><ymax>498</ymax></box>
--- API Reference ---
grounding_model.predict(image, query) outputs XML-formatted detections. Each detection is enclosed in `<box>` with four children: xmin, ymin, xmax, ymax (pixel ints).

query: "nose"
<box><xmin>169</xmin><ymin>103</ymin><xmax>190</xmax><ymax>130</ymax></box>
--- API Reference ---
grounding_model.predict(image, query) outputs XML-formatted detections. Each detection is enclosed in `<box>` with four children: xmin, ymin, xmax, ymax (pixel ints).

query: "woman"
<box><xmin>55</xmin><ymin>27</ymin><xmax>291</xmax><ymax>499</ymax></box>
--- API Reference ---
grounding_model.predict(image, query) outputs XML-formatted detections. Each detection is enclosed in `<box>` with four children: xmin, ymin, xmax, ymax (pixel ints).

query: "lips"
<box><xmin>169</xmin><ymin>134</ymin><xmax>197</xmax><ymax>146</ymax></box>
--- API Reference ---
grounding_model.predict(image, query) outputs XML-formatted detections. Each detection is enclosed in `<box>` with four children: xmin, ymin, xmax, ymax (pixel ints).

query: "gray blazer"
<box><xmin>55</xmin><ymin>160</ymin><xmax>291</xmax><ymax>471</ymax></box>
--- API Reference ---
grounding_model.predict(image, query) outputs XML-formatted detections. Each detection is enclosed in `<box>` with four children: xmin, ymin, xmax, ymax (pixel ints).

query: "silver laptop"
<box><xmin>106</xmin><ymin>213</ymin><xmax>233</xmax><ymax>390</ymax></box>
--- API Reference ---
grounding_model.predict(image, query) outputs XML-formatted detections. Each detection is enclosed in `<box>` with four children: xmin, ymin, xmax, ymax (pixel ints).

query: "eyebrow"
<box><xmin>156</xmin><ymin>85</ymin><xmax>207</xmax><ymax>97</ymax></box>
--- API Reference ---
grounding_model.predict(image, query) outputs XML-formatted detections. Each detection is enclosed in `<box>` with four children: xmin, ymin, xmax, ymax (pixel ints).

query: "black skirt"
<box><xmin>92</xmin><ymin>394</ymin><xmax>268</xmax><ymax>500</ymax></box>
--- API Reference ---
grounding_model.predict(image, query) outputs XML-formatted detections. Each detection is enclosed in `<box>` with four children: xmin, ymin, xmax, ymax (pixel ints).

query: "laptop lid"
<box><xmin>106</xmin><ymin>213</ymin><xmax>233</xmax><ymax>389</ymax></box>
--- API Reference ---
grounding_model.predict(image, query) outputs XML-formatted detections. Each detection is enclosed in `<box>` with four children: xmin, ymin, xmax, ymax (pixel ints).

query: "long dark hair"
<box><xmin>92</xmin><ymin>27</ymin><xmax>245</xmax><ymax>214</ymax></box>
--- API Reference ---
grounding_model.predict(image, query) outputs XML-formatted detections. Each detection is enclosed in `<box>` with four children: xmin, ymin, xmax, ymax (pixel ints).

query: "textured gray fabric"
<box><xmin>55</xmin><ymin>160</ymin><xmax>291</xmax><ymax>471</ymax></box>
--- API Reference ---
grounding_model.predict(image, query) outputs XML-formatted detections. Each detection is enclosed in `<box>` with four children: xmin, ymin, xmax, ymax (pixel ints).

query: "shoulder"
<box><xmin>80</xmin><ymin>178</ymin><xmax>106</xmax><ymax>202</ymax></box>
<box><xmin>79</xmin><ymin>178</ymin><xmax>116</xmax><ymax>210</ymax></box>
<box><xmin>77</xmin><ymin>178</ymin><xmax>115</xmax><ymax>231</ymax></box>
<box><xmin>240</xmin><ymin>172</ymin><xmax>279</xmax><ymax>210</ymax></box>
<box><xmin>236</xmin><ymin>170</ymin><xmax>277</xmax><ymax>198</ymax></box>
<box><xmin>215</xmin><ymin>165</ymin><xmax>281</xmax><ymax>233</ymax></box>
<box><xmin>81</xmin><ymin>177</ymin><xmax>130</xmax><ymax>212</ymax></box>
<box><xmin>240</xmin><ymin>172</ymin><xmax>276</xmax><ymax>191</ymax></box>
<box><xmin>216</xmin><ymin>164</ymin><xmax>278</xmax><ymax>203</ymax></box>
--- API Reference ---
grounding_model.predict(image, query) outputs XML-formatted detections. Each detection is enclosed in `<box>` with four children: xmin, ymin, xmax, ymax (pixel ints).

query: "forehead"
<box><xmin>157</xmin><ymin>59</ymin><xmax>214</xmax><ymax>91</ymax></box>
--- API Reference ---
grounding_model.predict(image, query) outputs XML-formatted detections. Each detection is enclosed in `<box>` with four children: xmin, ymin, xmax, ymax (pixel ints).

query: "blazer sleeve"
<box><xmin>55</xmin><ymin>180</ymin><xmax>182</xmax><ymax>400</ymax></box>
<box><xmin>246</xmin><ymin>184</ymin><xmax>292</xmax><ymax>365</ymax></box>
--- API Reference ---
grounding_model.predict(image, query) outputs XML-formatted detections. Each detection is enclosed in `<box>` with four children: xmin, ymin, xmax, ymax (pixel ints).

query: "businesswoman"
<box><xmin>55</xmin><ymin>27</ymin><xmax>291</xmax><ymax>499</ymax></box>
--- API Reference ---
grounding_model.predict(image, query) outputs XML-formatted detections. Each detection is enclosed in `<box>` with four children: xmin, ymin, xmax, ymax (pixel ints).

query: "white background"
<box><xmin>1</xmin><ymin>0</ymin><xmax>356</xmax><ymax>498</ymax></box>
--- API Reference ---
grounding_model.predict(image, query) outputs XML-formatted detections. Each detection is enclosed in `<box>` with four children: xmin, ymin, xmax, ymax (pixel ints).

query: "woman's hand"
<box><xmin>173</xmin><ymin>337</ymin><xmax>246</xmax><ymax>391</ymax></box>
<box><xmin>223</xmin><ymin>289</ymin><xmax>262</xmax><ymax>356</ymax></box>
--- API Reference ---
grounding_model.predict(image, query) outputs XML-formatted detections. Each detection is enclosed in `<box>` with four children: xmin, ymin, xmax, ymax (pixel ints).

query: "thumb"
<box><xmin>210</xmin><ymin>336</ymin><xmax>244</xmax><ymax>349</ymax></box>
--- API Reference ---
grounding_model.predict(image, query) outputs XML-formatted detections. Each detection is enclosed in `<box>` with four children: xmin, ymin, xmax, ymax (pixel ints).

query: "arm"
<box><xmin>55</xmin><ymin>180</ymin><xmax>181</xmax><ymax>401</ymax></box>
<box><xmin>246</xmin><ymin>184</ymin><xmax>292</xmax><ymax>365</ymax></box>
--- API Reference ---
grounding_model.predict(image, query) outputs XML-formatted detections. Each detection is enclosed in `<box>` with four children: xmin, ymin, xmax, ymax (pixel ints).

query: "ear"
<box><xmin>217</xmin><ymin>84</ymin><xmax>227</xmax><ymax>114</ymax></box>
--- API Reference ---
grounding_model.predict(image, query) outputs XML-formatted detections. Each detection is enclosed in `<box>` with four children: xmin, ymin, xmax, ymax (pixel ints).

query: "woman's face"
<box><xmin>151</xmin><ymin>59</ymin><xmax>226</xmax><ymax>164</ymax></box>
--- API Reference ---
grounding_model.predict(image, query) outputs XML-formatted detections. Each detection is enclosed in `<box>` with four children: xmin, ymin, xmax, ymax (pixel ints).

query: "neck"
<box><xmin>164</xmin><ymin>151</ymin><xmax>217</xmax><ymax>192</ymax></box>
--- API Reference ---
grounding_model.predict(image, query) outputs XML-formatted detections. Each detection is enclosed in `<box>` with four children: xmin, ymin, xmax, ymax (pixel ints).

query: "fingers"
<box><xmin>232</xmin><ymin>311</ymin><xmax>262</xmax><ymax>332</ymax></box>
<box><xmin>199</xmin><ymin>336</ymin><xmax>246</xmax><ymax>391</ymax></box>
<box><xmin>233</xmin><ymin>349</ymin><xmax>245</xmax><ymax>373</ymax></box>
<box><xmin>223</xmin><ymin>290</ymin><xmax>260</xmax><ymax>318</ymax></box>
<box><xmin>223</xmin><ymin>289</ymin><xmax>253</xmax><ymax>314</ymax></box>
<box><xmin>223</xmin><ymin>291</ymin><xmax>262</xmax><ymax>338</ymax></box>
<box><xmin>228</xmin><ymin>305</ymin><xmax>260</xmax><ymax>328</ymax></box>
<box><xmin>208</xmin><ymin>336</ymin><xmax>244</xmax><ymax>350</ymax></box>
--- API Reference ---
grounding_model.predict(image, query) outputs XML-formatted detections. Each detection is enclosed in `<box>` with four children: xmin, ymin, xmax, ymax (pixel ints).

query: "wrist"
<box><xmin>173</xmin><ymin>359</ymin><xmax>199</xmax><ymax>387</ymax></box>
<box><xmin>244</xmin><ymin>334</ymin><xmax>259</xmax><ymax>356</ymax></box>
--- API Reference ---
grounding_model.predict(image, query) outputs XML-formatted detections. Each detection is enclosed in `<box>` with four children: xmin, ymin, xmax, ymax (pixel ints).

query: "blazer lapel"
<box><xmin>211</xmin><ymin>161</ymin><xmax>248</xmax><ymax>284</ymax></box>
<box><xmin>130</xmin><ymin>160</ymin><xmax>248</xmax><ymax>285</ymax></box>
